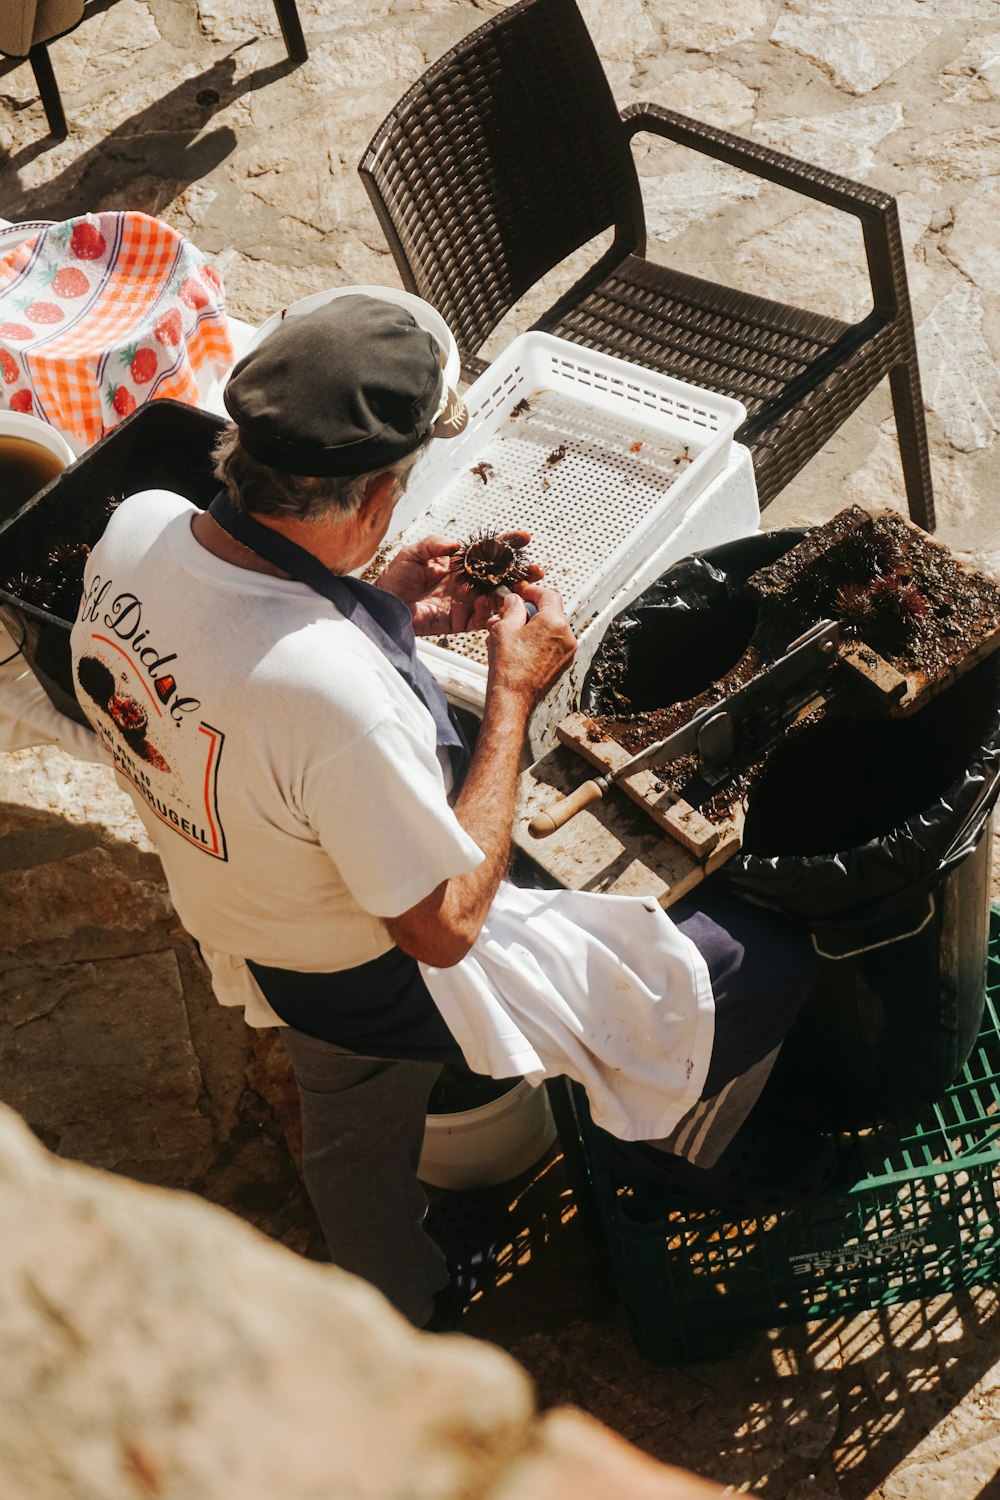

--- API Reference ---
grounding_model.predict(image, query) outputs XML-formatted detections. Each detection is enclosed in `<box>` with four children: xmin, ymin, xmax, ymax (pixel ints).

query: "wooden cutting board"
<box><xmin>512</xmin><ymin>714</ymin><xmax>745</xmax><ymax>908</ymax></box>
<box><xmin>747</xmin><ymin>505</ymin><xmax>1000</xmax><ymax>716</ymax></box>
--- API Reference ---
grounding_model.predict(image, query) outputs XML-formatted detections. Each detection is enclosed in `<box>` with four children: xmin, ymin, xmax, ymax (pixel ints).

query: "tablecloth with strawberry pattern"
<box><xmin>0</xmin><ymin>212</ymin><xmax>234</xmax><ymax>449</ymax></box>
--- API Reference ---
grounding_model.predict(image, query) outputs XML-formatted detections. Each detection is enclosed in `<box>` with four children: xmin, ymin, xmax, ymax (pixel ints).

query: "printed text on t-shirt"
<box><xmin>80</xmin><ymin>576</ymin><xmax>201</xmax><ymax>723</ymax></box>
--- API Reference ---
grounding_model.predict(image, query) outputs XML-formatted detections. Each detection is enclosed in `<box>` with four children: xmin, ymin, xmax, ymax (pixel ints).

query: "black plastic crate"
<box><xmin>0</xmin><ymin>401</ymin><xmax>226</xmax><ymax>723</ymax></box>
<box><xmin>574</xmin><ymin>906</ymin><xmax>1000</xmax><ymax>1365</ymax></box>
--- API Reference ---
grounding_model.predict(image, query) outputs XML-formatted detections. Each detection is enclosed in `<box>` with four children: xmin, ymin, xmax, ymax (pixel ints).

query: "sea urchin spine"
<box><xmin>833</xmin><ymin>581</ymin><xmax>872</xmax><ymax>627</ymax></box>
<box><xmin>868</xmin><ymin>573</ymin><xmax>929</xmax><ymax>623</ymax></box>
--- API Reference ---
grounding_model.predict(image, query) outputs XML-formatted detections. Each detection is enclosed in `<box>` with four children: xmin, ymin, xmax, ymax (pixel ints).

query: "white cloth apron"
<box><xmin>421</xmin><ymin>880</ymin><xmax>716</xmax><ymax>1141</ymax></box>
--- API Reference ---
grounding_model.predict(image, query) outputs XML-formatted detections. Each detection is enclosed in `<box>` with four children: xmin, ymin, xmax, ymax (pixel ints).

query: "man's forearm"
<box><xmin>386</xmin><ymin>585</ymin><xmax>576</xmax><ymax>967</ymax></box>
<box><xmin>451</xmin><ymin>684</ymin><xmax>532</xmax><ymax>903</ymax></box>
<box><xmin>385</xmin><ymin>684</ymin><xmax>531</xmax><ymax>966</ymax></box>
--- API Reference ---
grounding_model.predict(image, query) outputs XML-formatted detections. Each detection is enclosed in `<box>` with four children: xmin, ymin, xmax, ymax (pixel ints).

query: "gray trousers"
<box><xmin>281</xmin><ymin>1026</ymin><xmax>449</xmax><ymax>1327</ymax></box>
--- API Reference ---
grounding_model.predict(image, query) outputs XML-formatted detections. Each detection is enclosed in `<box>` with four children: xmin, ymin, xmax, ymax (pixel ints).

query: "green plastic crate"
<box><xmin>576</xmin><ymin>906</ymin><xmax>1000</xmax><ymax>1366</ymax></box>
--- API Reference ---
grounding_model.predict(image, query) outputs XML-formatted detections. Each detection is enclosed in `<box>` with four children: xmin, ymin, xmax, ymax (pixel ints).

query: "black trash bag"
<box><xmin>725</xmin><ymin>651</ymin><xmax>1000</xmax><ymax>1126</ymax></box>
<box><xmin>581</xmin><ymin>529</ymin><xmax>805</xmax><ymax>719</ymax></box>
<box><xmin>723</xmin><ymin>656</ymin><xmax>1000</xmax><ymax>928</ymax></box>
<box><xmin>582</xmin><ymin>527</ymin><xmax>1000</xmax><ymax>1126</ymax></box>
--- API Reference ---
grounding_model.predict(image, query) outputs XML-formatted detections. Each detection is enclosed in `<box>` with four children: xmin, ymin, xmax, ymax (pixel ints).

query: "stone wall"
<box><xmin>0</xmin><ymin>1101</ymin><xmax>728</xmax><ymax>1500</ymax></box>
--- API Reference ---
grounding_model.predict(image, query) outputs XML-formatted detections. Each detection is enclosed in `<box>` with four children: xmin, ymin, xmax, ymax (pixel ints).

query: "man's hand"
<box><xmin>485</xmin><ymin>582</ymin><xmax>577</xmax><ymax>709</ymax></box>
<box><xmin>376</xmin><ymin>532</ymin><xmax>542</xmax><ymax>636</ymax></box>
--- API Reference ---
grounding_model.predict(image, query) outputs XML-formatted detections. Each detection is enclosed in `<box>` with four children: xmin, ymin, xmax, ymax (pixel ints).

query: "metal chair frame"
<box><xmin>359</xmin><ymin>0</ymin><xmax>934</xmax><ymax>527</ymax></box>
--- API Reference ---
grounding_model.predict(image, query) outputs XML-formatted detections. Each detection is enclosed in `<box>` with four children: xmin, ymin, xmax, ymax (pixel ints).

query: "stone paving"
<box><xmin>2</xmin><ymin>1</ymin><xmax>1000</xmax><ymax>1496</ymax></box>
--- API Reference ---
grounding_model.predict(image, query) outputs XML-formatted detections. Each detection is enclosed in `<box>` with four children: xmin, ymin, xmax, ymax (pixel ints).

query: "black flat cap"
<box><xmin>224</xmin><ymin>294</ymin><xmax>466</xmax><ymax>477</ymax></box>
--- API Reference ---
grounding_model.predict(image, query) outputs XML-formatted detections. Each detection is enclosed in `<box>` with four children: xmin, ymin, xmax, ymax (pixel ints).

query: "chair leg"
<box><xmin>544</xmin><ymin>1078</ymin><xmax>618</xmax><ymax>1305</ymax></box>
<box><xmin>544</xmin><ymin>1076</ymin><xmax>602</xmax><ymax>1244</ymax></box>
<box><xmin>889</xmin><ymin>356</ymin><xmax>936</xmax><ymax>533</ymax></box>
<box><xmin>28</xmin><ymin>43</ymin><xmax>67</xmax><ymax>140</ymax></box>
<box><xmin>272</xmin><ymin>0</ymin><xmax>308</xmax><ymax>63</ymax></box>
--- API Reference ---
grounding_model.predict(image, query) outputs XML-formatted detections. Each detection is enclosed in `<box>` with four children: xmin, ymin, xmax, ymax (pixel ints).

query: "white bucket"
<box><xmin>244</xmin><ymin>284</ymin><xmax>461</xmax><ymax>391</ymax></box>
<box><xmin>418</xmin><ymin>1078</ymin><xmax>558</xmax><ymax>1191</ymax></box>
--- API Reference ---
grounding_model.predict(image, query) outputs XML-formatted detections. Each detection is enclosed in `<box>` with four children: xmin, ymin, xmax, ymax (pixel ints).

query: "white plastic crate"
<box><xmin>373</xmin><ymin>331</ymin><xmax>746</xmax><ymax>695</ymax></box>
<box><xmin>414</xmin><ymin>442</ymin><xmax>759</xmax><ymax>754</ymax></box>
<box><xmin>525</xmin><ymin>441</ymin><xmax>760</xmax><ymax>755</ymax></box>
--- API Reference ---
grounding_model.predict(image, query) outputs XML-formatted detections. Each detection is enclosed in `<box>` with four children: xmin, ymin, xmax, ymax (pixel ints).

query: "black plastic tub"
<box><xmin>581</xmin><ymin>530</ymin><xmax>1000</xmax><ymax>1128</ymax></box>
<box><xmin>0</xmin><ymin>401</ymin><xmax>226</xmax><ymax>724</ymax></box>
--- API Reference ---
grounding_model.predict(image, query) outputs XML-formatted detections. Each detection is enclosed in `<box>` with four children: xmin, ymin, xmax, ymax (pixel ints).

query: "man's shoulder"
<box><xmin>104</xmin><ymin>488</ymin><xmax>195</xmax><ymax>538</ymax></box>
<box><xmin>265</xmin><ymin>618</ymin><xmax>413</xmax><ymax>707</ymax></box>
<box><xmin>88</xmin><ymin>490</ymin><xmax>195</xmax><ymax>566</ymax></box>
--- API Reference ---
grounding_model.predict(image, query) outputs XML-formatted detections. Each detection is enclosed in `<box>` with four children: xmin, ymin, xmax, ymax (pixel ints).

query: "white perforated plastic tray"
<box><xmin>374</xmin><ymin>331</ymin><xmax>746</xmax><ymax>689</ymax></box>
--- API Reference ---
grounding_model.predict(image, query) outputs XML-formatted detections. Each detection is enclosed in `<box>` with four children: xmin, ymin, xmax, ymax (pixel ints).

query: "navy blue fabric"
<box><xmin>248</xmin><ymin>948</ymin><xmax>462</xmax><ymax>1061</ymax></box>
<box><xmin>669</xmin><ymin>893</ymin><xmax>817</xmax><ymax>1098</ymax></box>
<box><xmin>207</xmin><ymin>491</ymin><xmax>471</xmax><ymax>785</ymax></box>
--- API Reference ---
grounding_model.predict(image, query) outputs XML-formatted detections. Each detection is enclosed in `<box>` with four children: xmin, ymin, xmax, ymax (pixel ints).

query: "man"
<box><xmin>70</xmin><ymin>295</ymin><xmax>819</xmax><ymax>1329</ymax></box>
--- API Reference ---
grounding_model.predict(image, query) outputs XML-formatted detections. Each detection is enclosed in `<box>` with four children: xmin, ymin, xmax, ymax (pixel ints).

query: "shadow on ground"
<box><xmin>453</xmin><ymin>1152</ymin><xmax>1000</xmax><ymax>1497</ymax></box>
<box><xmin>0</xmin><ymin>46</ymin><xmax>299</xmax><ymax>221</ymax></box>
<box><xmin>2</xmin><ymin>790</ymin><xmax>999</xmax><ymax>1495</ymax></box>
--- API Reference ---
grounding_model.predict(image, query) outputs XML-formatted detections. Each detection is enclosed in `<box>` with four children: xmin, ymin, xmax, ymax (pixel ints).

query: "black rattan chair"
<box><xmin>359</xmin><ymin>0</ymin><xmax>934</xmax><ymax>528</ymax></box>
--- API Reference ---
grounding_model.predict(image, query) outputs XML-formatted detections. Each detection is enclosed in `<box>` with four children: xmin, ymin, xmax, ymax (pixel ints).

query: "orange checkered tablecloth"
<box><xmin>0</xmin><ymin>212</ymin><xmax>234</xmax><ymax>450</ymax></box>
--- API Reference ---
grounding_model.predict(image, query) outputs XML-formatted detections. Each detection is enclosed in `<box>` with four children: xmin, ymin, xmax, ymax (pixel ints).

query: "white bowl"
<box><xmin>244</xmin><ymin>285</ymin><xmax>461</xmax><ymax>390</ymax></box>
<box><xmin>0</xmin><ymin>409</ymin><xmax>76</xmax><ymax>470</ymax></box>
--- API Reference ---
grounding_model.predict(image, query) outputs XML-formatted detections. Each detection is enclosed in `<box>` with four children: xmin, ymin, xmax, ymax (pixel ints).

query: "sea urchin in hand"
<box><xmin>450</xmin><ymin>527</ymin><xmax>532</xmax><ymax>596</ymax></box>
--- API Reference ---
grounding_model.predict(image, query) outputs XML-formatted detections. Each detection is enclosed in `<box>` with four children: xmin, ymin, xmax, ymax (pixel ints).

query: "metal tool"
<box><xmin>494</xmin><ymin>583</ymin><xmax>537</xmax><ymax>618</ymax></box>
<box><xmin>528</xmin><ymin>619</ymin><xmax>842</xmax><ymax>837</ymax></box>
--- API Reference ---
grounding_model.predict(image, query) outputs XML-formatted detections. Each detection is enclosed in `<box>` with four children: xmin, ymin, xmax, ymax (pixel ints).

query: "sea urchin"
<box><xmin>450</xmin><ymin>527</ymin><xmax>531</xmax><ymax>596</ymax></box>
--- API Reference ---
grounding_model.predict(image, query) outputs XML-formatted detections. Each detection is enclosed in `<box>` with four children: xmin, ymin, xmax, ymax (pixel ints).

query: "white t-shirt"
<box><xmin>69</xmin><ymin>490</ymin><xmax>484</xmax><ymax>1012</ymax></box>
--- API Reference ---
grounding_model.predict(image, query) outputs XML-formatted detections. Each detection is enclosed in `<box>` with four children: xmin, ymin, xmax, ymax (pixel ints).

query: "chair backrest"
<box><xmin>359</xmin><ymin>0</ymin><xmax>642</xmax><ymax>356</ymax></box>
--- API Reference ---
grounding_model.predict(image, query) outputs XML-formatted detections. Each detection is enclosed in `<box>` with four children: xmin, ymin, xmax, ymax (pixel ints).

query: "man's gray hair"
<box><xmin>212</xmin><ymin>426</ymin><xmax>423</xmax><ymax>521</ymax></box>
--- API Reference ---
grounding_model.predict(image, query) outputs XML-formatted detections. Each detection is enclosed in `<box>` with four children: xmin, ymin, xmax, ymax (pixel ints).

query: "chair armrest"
<box><xmin>622</xmin><ymin>101</ymin><xmax>904</xmax><ymax>318</ymax></box>
<box><xmin>622</xmin><ymin>102</ymin><xmax>891</xmax><ymax>218</ymax></box>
